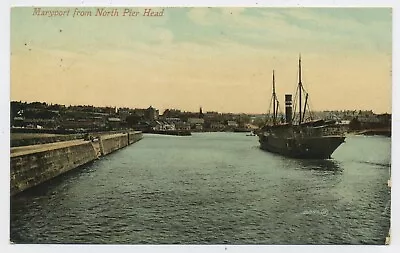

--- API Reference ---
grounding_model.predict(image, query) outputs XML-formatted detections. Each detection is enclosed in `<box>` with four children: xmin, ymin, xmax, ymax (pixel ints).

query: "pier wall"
<box><xmin>10</xmin><ymin>131</ymin><xmax>143</xmax><ymax>196</ymax></box>
<box><xmin>128</xmin><ymin>131</ymin><xmax>143</xmax><ymax>144</ymax></box>
<box><xmin>10</xmin><ymin>142</ymin><xmax>97</xmax><ymax>196</ymax></box>
<box><xmin>11</xmin><ymin>134</ymin><xmax>85</xmax><ymax>147</ymax></box>
<box><xmin>100</xmin><ymin>133</ymin><xmax>129</xmax><ymax>156</ymax></box>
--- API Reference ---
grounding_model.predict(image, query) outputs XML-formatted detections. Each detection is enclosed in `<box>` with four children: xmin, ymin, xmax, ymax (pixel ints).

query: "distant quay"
<box><xmin>144</xmin><ymin>129</ymin><xmax>192</xmax><ymax>136</ymax></box>
<box><xmin>10</xmin><ymin>131</ymin><xmax>143</xmax><ymax>196</ymax></box>
<box><xmin>233</xmin><ymin>128</ymin><xmax>253</xmax><ymax>133</ymax></box>
<box><xmin>354</xmin><ymin>127</ymin><xmax>391</xmax><ymax>137</ymax></box>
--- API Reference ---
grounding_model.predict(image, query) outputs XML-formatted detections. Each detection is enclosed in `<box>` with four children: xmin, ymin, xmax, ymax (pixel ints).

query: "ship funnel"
<box><xmin>285</xmin><ymin>94</ymin><xmax>293</xmax><ymax>124</ymax></box>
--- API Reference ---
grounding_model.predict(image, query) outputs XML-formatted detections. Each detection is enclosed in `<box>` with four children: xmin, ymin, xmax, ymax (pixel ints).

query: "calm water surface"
<box><xmin>10</xmin><ymin>133</ymin><xmax>391</xmax><ymax>244</ymax></box>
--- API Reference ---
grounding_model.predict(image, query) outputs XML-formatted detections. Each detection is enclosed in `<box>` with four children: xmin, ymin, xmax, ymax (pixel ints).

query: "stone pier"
<box><xmin>10</xmin><ymin>131</ymin><xmax>143</xmax><ymax>196</ymax></box>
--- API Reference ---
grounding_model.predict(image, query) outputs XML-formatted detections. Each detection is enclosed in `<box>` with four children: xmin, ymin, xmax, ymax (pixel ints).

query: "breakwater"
<box><xmin>11</xmin><ymin>129</ymin><xmax>142</xmax><ymax>147</ymax></box>
<box><xmin>144</xmin><ymin>129</ymin><xmax>192</xmax><ymax>136</ymax></box>
<box><xmin>10</xmin><ymin>131</ymin><xmax>143</xmax><ymax>196</ymax></box>
<box><xmin>355</xmin><ymin>128</ymin><xmax>391</xmax><ymax>137</ymax></box>
<box><xmin>11</xmin><ymin>133</ymin><xmax>86</xmax><ymax>147</ymax></box>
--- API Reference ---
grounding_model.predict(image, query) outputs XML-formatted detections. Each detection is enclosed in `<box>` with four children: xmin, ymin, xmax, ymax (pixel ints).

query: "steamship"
<box><xmin>258</xmin><ymin>56</ymin><xmax>345</xmax><ymax>159</ymax></box>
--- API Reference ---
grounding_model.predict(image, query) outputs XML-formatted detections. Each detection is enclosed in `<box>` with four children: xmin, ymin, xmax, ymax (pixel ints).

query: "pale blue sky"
<box><xmin>11</xmin><ymin>8</ymin><xmax>391</xmax><ymax>53</ymax></box>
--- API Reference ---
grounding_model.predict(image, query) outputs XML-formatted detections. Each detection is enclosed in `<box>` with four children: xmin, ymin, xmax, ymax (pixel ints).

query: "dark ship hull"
<box><xmin>259</xmin><ymin>134</ymin><xmax>345</xmax><ymax>159</ymax></box>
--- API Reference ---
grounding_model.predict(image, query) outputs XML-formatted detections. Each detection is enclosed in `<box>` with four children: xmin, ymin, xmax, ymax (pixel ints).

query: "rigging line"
<box><xmin>300</xmin><ymin>73</ymin><xmax>314</xmax><ymax>110</ymax></box>
<box><xmin>267</xmin><ymin>95</ymin><xmax>273</xmax><ymax>124</ymax></box>
<box><xmin>301</xmin><ymin>85</ymin><xmax>308</xmax><ymax>94</ymax></box>
<box><xmin>276</xmin><ymin>101</ymin><xmax>281</xmax><ymax>123</ymax></box>
<box><xmin>292</xmin><ymin>86</ymin><xmax>299</xmax><ymax>123</ymax></box>
<box><xmin>300</xmin><ymin>69</ymin><xmax>311</xmax><ymax>113</ymax></box>
<box><xmin>308</xmin><ymin>103</ymin><xmax>314</xmax><ymax>117</ymax></box>
<box><xmin>306</xmin><ymin>95</ymin><xmax>315</xmax><ymax>116</ymax></box>
<box><xmin>306</xmin><ymin>102</ymin><xmax>314</xmax><ymax>120</ymax></box>
<box><xmin>278</xmin><ymin>102</ymin><xmax>284</xmax><ymax>123</ymax></box>
<box><xmin>300</xmin><ymin>83</ymin><xmax>316</xmax><ymax>119</ymax></box>
<box><xmin>293</xmin><ymin>62</ymin><xmax>303</xmax><ymax>123</ymax></box>
<box><xmin>305</xmin><ymin>108</ymin><xmax>312</xmax><ymax>121</ymax></box>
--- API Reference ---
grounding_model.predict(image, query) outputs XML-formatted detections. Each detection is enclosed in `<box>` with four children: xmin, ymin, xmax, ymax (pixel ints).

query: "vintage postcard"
<box><xmin>5</xmin><ymin>1</ymin><xmax>394</xmax><ymax>250</ymax></box>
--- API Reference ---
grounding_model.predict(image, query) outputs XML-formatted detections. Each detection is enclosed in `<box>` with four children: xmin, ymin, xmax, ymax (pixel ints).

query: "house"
<box><xmin>175</xmin><ymin>121</ymin><xmax>191</xmax><ymax>131</ymax></box>
<box><xmin>193</xmin><ymin>124</ymin><xmax>203</xmax><ymax>131</ymax></box>
<box><xmin>244</xmin><ymin>124</ymin><xmax>259</xmax><ymax>130</ymax></box>
<box><xmin>227</xmin><ymin>120</ymin><xmax>238</xmax><ymax>128</ymax></box>
<box><xmin>154</xmin><ymin>121</ymin><xmax>176</xmax><ymax>131</ymax></box>
<box><xmin>188</xmin><ymin>118</ymin><xmax>204</xmax><ymax>125</ymax></box>
<box><xmin>188</xmin><ymin>118</ymin><xmax>204</xmax><ymax>131</ymax></box>
<box><xmin>210</xmin><ymin>122</ymin><xmax>225</xmax><ymax>131</ymax></box>
<box><xmin>12</xmin><ymin>117</ymin><xmax>24</xmax><ymax>127</ymax></box>
<box><xmin>107</xmin><ymin>117</ymin><xmax>122</xmax><ymax>129</ymax></box>
<box><xmin>145</xmin><ymin>106</ymin><xmax>159</xmax><ymax>120</ymax></box>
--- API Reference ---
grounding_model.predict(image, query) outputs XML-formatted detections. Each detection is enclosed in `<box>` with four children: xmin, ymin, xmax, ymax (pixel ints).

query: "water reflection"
<box><xmin>277</xmin><ymin>153</ymin><xmax>344</xmax><ymax>174</ymax></box>
<box><xmin>297</xmin><ymin>159</ymin><xmax>343</xmax><ymax>173</ymax></box>
<box><xmin>11</xmin><ymin>162</ymin><xmax>97</xmax><ymax>208</ymax></box>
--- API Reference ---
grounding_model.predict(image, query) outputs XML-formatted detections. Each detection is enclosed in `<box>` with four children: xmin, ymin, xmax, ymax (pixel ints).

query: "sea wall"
<box><xmin>10</xmin><ymin>131</ymin><xmax>143</xmax><ymax>196</ymax></box>
<box><xmin>100</xmin><ymin>133</ymin><xmax>129</xmax><ymax>156</ymax></box>
<box><xmin>11</xmin><ymin>130</ymin><xmax>142</xmax><ymax>147</ymax></box>
<box><xmin>11</xmin><ymin>133</ymin><xmax>85</xmax><ymax>147</ymax></box>
<box><xmin>128</xmin><ymin>131</ymin><xmax>143</xmax><ymax>144</ymax></box>
<box><xmin>10</xmin><ymin>141</ymin><xmax>97</xmax><ymax>196</ymax></box>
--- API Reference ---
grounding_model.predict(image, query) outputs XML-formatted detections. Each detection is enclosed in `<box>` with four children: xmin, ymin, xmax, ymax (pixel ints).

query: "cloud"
<box><xmin>185</xmin><ymin>8</ymin><xmax>391</xmax><ymax>54</ymax></box>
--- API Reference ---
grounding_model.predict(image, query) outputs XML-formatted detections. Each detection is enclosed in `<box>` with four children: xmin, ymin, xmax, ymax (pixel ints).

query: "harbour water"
<box><xmin>10</xmin><ymin>133</ymin><xmax>391</xmax><ymax>244</ymax></box>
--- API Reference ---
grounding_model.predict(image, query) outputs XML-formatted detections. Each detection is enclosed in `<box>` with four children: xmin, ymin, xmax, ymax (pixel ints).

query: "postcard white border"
<box><xmin>1</xmin><ymin>1</ymin><xmax>398</xmax><ymax>253</ymax></box>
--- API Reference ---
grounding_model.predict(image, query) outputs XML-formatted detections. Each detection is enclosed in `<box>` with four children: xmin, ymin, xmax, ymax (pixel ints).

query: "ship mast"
<box><xmin>273</xmin><ymin>70</ymin><xmax>276</xmax><ymax>125</ymax></box>
<box><xmin>298</xmin><ymin>55</ymin><xmax>302</xmax><ymax>124</ymax></box>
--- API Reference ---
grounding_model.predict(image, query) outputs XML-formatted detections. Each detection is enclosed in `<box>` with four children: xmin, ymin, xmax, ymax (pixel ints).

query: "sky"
<box><xmin>10</xmin><ymin>7</ymin><xmax>392</xmax><ymax>114</ymax></box>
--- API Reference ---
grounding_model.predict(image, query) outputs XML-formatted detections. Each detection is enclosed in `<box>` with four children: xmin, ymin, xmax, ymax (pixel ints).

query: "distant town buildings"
<box><xmin>10</xmin><ymin>101</ymin><xmax>391</xmax><ymax>133</ymax></box>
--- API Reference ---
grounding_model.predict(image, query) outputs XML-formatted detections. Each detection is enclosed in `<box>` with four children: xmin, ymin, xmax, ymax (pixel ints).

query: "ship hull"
<box><xmin>259</xmin><ymin>135</ymin><xmax>345</xmax><ymax>159</ymax></box>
